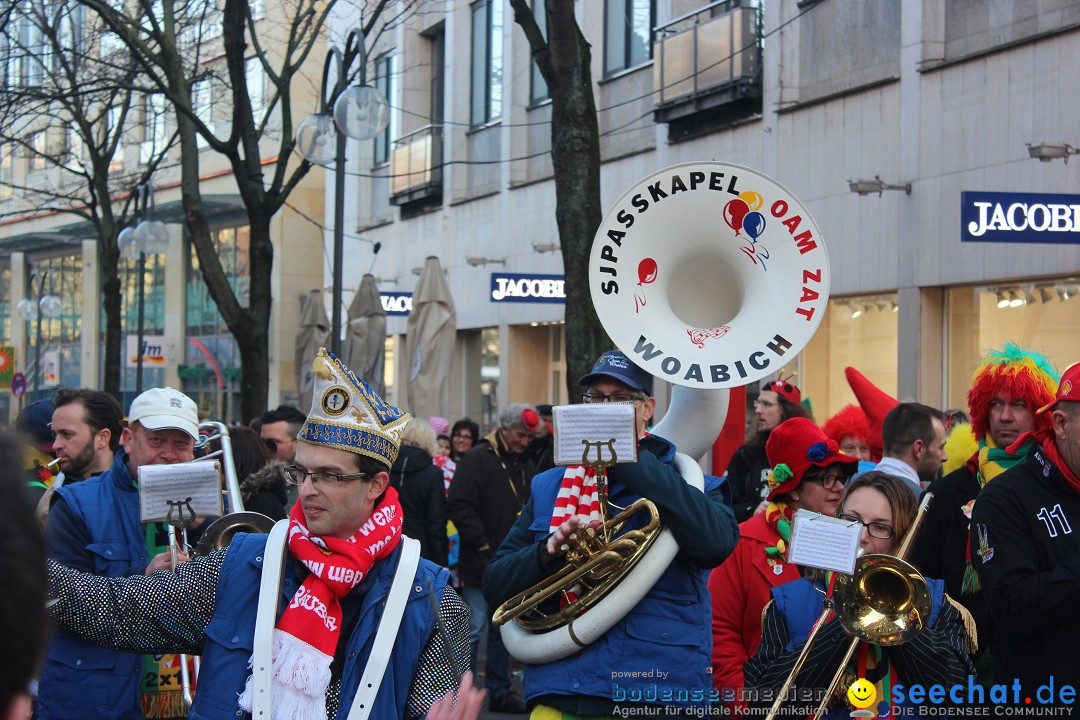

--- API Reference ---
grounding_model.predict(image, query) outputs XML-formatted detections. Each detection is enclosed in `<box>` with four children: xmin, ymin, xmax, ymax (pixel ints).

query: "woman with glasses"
<box><xmin>709</xmin><ymin>417</ymin><xmax>858</xmax><ymax>713</ymax></box>
<box><xmin>449</xmin><ymin>418</ymin><xmax>480</xmax><ymax>462</ymax></box>
<box><xmin>744</xmin><ymin>471</ymin><xmax>976</xmax><ymax>717</ymax></box>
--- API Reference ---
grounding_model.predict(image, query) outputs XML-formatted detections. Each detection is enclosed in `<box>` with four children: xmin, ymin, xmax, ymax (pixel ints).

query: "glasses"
<box><xmin>814</xmin><ymin>471</ymin><xmax>846</xmax><ymax>491</ymax></box>
<box><xmin>838</xmin><ymin>513</ymin><xmax>895</xmax><ymax>539</ymax></box>
<box><xmin>581</xmin><ymin>392</ymin><xmax>646</xmax><ymax>404</ymax></box>
<box><xmin>754</xmin><ymin>399</ymin><xmax>778</xmax><ymax>409</ymax></box>
<box><xmin>283</xmin><ymin>465</ymin><xmax>370</xmax><ymax>487</ymax></box>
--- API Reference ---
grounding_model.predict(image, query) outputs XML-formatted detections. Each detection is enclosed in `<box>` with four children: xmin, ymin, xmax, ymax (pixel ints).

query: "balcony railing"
<box><xmin>389</xmin><ymin>124</ymin><xmax>442</xmax><ymax>206</ymax></box>
<box><xmin>653</xmin><ymin>1</ymin><xmax>762</xmax><ymax>126</ymax></box>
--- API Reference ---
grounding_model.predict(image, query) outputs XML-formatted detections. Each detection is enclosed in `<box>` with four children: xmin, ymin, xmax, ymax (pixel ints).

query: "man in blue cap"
<box><xmin>483</xmin><ymin>350</ymin><xmax>739</xmax><ymax>718</ymax></box>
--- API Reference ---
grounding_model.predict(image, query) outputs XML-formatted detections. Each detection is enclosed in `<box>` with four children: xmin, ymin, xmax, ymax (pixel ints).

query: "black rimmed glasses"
<box><xmin>814</xmin><ymin>469</ymin><xmax>846</xmax><ymax>491</ymax></box>
<box><xmin>838</xmin><ymin>513</ymin><xmax>895</xmax><ymax>539</ymax></box>
<box><xmin>581</xmin><ymin>392</ymin><xmax>646</xmax><ymax>404</ymax></box>
<box><xmin>283</xmin><ymin>465</ymin><xmax>370</xmax><ymax>487</ymax></box>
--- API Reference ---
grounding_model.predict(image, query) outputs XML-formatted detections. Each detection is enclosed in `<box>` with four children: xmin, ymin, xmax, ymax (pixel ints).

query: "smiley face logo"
<box><xmin>846</xmin><ymin>678</ymin><xmax>877</xmax><ymax>710</ymax></box>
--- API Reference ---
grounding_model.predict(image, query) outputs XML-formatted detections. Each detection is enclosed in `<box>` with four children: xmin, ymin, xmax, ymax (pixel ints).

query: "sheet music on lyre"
<box><xmin>787</xmin><ymin>509</ymin><xmax>862</xmax><ymax>575</ymax></box>
<box><xmin>552</xmin><ymin>403</ymin><xmax>638</xmax><ymax>466</ymax></box>
<box><xmin>139</xmin><ymin>461</ymin><xmax>223</xmax><ymax>524</ymax></box>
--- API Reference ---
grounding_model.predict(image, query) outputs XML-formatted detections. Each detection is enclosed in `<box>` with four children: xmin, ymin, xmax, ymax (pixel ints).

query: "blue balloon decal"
<box><xmin>742</xmin><ymin>211</ymin><xmax>766</xmax><ymax>240</ymax></box>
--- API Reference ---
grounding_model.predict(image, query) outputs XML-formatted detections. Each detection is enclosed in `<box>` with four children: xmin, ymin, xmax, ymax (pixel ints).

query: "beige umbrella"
<box><xmin>342</xmin><ymin>274</ymin><xmax>387</xmax><ymax>396</ymax></box>
<box><xmin>295</xmin><ymin>289</ymin><xmax>330</xmax><ymax>412</ymax></box>
<box><xmin>406</xmin><ymin>256</ymin><xmax>456</xmax><ymax>420</ymax></box>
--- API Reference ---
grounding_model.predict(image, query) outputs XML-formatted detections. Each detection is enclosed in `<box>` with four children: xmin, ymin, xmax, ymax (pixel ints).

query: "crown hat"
<box><xmin>297</xmin><ymin>348</ymin><xmax>410</xmax><ymax>469</ymax></box>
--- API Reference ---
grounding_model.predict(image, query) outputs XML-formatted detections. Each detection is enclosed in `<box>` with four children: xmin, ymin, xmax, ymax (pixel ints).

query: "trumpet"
<box><xmin>764</xmin><ymin>493</ymin><xmax>934</xmax><ymax>720</ymax></box>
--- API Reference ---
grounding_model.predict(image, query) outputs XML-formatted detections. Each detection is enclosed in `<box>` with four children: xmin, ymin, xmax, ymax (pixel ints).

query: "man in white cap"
<box><xmin>45</xmin><ymin>351</ymin><xmax>471</xmax><ymax>720</ymax></box>
<box><xmin>38</xmin><ymin>387</ymin><xmax>200</xmax><ymax>719</ymax></box>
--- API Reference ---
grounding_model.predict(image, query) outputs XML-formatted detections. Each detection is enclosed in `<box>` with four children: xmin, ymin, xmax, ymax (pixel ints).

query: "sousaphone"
<box><xmin>496</xmin><ymin>162</ymin><xmax>832</xmax><ymax>664</ymax></box>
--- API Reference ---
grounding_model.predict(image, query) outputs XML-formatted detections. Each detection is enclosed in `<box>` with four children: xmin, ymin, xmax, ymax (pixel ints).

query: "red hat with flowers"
<box><xmin>765</xmin><ymin>417</ymin><xmax>858</xmax><ymax>499</ymax></box>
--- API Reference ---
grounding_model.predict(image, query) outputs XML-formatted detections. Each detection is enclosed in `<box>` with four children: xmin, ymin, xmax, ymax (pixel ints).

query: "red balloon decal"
<box><xmin>637</xmin><ymin>258</ymin><xmax>658</xmax><ymax>285</ymax></box>
<box><xmin>724</xmin><ymin>199</ymin><xmax>750</xmax><ymax>235</ymax></box>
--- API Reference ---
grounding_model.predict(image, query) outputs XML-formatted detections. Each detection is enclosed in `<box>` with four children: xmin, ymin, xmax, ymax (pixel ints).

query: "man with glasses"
<box><xmin>259</xmin><ymin>404</ymin><xmax>306</xmax><ymax>462</ymax></box>
<box><xmin>483</xmin><ymin>350</ymin><xmax>738</xmax><ymax>717</ymax></box>
<box><xmin>448</xmin><ymin>402</ymin><xmax>540</xmax><ymax>713</ymax></box>
<box><xmin>45</xmin><ymin>350</ymin><xmax>471</xmax><ymax>719</ymax></box>
<box><xmin>39</xmin><ymin>386</ymin><xmax>200</xmax><ymax>719</ymax></box>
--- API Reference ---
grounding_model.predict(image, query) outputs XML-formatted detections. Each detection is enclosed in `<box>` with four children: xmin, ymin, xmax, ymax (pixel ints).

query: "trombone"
<box><xmin>764</xmin><ymin>493</ymin><xmax>934</xmax><ymax>720</ymax></box>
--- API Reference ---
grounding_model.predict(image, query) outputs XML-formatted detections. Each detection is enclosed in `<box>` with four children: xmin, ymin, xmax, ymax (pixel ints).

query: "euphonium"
<box><xmin>496</xmin><ymin>162</ymin><xmax>834</xmax><ymax>665</ymax></box>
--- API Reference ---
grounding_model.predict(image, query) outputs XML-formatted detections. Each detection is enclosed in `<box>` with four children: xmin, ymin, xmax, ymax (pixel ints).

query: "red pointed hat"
<box><xmin>845</xmin><ymin>367</ymin><xmax>898</xmax><ymax>463</ymax></box>
<box><xmin>764</xmin><ymin>417</ymin><xmax>858</xmax><ymax>499</ymax></box>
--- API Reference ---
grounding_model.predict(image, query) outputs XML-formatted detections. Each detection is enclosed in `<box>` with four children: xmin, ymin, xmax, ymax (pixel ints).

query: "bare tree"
<box><xmin>509</xmin><ymin>0</ymin><xmax>608</xmax><ymax>400</ymax></box>
<box><xmin>74</xmin><ymin>0</ymin><xmax>416</xmax><ymax>421</ymax></box>
<box><xmin>0</xmin><ymin>0</ymin><xmax>175</xmax><ymax>398</ymax></box>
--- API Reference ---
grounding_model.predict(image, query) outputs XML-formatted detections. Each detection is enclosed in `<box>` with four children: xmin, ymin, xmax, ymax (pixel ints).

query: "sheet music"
<box><xmin>552</xmin><ymin>403</ymin><xmax>638</xmax><ymax>466</ymax></box>
<box><xmin>139</xmin><ymin>461</ymin><xmax>223</xmax><ymax>524</ymax></box>
<box><xmin>787</xmin><ymin>509</ymin><xmax>862</xmax><ymax>574</ymax></box>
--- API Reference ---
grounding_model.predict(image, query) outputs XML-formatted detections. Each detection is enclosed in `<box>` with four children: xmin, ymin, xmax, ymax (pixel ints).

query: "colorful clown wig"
<box><xmin>821</xmin><ymin>404</ymin><xmax>869</xmax><ymax>448</ymax></box>
<box><xmin>967</xmin><ymin>343</ymin><xmax>1059</xmax><ymax>439</ymax></box>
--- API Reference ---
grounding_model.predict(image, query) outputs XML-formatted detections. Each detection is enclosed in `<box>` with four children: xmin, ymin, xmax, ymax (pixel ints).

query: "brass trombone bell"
<box><xmin>192</xmin><ymin>511</ymin><xmax>276</xmax><ymax>557</ymax></box>
<box><xmin>831</xmin><ymin>554</ymin><xmax>931</xmax><ymax>646</ymax></box>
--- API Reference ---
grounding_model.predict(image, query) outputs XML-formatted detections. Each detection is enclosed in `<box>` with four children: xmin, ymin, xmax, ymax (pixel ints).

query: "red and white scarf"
<box><xmin>239</xmin><ymin>488</ymin><xmax>403</xmax><ymax>720</ymax></box>
<box><xmin>549</xmin><ymin>465</ymin><xmax>603</xmax><ymax>532</ymax></box>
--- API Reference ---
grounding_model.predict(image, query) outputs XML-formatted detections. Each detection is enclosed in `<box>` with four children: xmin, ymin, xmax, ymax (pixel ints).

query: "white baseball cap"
<box><xmin>128</xmin><ymin>387</ymin><xmax>200</xmax><ymax>440</ymax></box>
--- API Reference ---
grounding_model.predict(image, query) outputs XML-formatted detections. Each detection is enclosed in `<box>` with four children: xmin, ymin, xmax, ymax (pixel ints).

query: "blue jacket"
<box><xmin>485</xmin><ymin>435</ymin><xmax>737</xmax><ymax>711</ymax></box>
<box><xmin>190</xmin><ymin>532</ymin><xmax>450</xmax><ymax>720</ymax></box>
<box><xmin>37</xmin><ymin>451</ymin><xmax>147</xmax><ymax>720</ymax></box>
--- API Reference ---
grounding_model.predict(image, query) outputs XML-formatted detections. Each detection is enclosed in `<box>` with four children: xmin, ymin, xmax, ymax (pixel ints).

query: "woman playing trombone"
<box><xmin>745</xmin><ymin>471</ymin><xmax>977</xmax><ymax>717</ymax></box>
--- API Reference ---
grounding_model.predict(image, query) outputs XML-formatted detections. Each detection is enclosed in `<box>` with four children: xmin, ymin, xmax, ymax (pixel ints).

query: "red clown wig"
<box><xmin>821</xmin><ymin>404</ymin><xmax>870</xmax><ymax>448</ymax></box>
<box><xmin>967</xmin><ymin>343</ymin><xmax>1059</xmax><ymax>440</ymax></box>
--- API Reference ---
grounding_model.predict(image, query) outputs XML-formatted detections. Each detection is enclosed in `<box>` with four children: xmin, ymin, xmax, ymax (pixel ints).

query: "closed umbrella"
<box><xmin>342</xmin><ymin>273</ymin><xmax>387</xmax><ymax>396</ymax></box>
<box><xmin>295</xmin><ymin>289</ymin><xmax>330</xmax><ymax>412</ymax></box>
<box><xmin>406</xmin><ymin>256</ymin><xmax>456</xmax><ymax>420</ymax></box>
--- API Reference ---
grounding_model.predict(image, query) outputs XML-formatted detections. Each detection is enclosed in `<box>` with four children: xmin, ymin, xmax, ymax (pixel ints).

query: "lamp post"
<box><xmin>295</xmin><ymin>28</ymin><xmax>388</xmax><ymax>355</ymax></box>
<box><xmin>118</xmin><ymin>182</ymin><xmax>169</xmax><ymax>394</ymax></box>
<box><xmin>16</xmin><ymin>268</ymin><xmax>63</xmax><ymax>401</ymax></box>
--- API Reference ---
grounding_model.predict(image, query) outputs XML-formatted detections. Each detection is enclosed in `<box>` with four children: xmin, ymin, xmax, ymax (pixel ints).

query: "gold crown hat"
<box><xmin>297</xmin><ymin>348</ymin><xmax>410</xmax><ymax>468</ymax></box>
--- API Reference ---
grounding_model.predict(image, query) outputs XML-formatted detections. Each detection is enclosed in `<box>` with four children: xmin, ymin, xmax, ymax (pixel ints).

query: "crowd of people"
<box><xmin>1</xmin><ymin>340</ymin><xmax>1078</xmax><ymax>720</ymax></box>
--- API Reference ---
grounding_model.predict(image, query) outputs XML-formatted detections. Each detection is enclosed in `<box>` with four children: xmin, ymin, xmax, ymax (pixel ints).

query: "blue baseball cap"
<box><xmin>578</xmin><ymin>350</ymin><xmax>653</xmax><ymax>396</ymax></box>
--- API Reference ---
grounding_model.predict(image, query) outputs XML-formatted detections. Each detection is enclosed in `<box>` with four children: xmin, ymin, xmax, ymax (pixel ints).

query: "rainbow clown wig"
<box><xmin>967</xmin><ymin>343</ymin><xmax>1059</xmax><ymax>439</ymax></box>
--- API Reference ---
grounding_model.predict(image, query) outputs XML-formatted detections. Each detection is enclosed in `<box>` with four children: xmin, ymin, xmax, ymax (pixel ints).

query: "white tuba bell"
<box><xmin>497</xmin><ymin>162</ymin><xmax>832</xmax><ymax>664</ymax></box>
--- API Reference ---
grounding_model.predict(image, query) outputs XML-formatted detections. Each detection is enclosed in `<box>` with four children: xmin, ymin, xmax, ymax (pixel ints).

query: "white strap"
<box><xmin>251</xmin><ymin>519</ymin><xmax>290</xmax><ymax>719</ymax></box>
<box><xmin>346</xmin><ymin>536</ymin><xmax>422</xmax><ymax>720</ymax></box>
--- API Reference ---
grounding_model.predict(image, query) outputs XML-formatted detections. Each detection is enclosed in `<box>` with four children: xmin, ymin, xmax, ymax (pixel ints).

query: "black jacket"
<box><xmin>447</xmin><ymin>430</ymin><xmax>536</xmax><ymax>587</ymax></box>
<box><xmin>910</xmin><ymin>460</ymin><xmax>990</xmax><ymax>649</ymax></box>
<box><xmin>240</xmin><ymin>460</ymin><xmax>289</xmax><ymax>521</ymax></box>
<box><xmin>971</xmin><ymin>441</ymin><xmax>1080</xmax><ymax>695</ymax></box>
<box><xmin>726</xmin><ymin>442</ymin><xmax>771</xmax><ymax>522</ymax></box>
<box><xmin>389</xmin><ymin>444</ymin><xmax>449</xmax><ymax>567</ymax></box>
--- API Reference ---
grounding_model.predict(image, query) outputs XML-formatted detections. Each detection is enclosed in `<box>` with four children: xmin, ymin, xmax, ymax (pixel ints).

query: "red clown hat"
<box><xmin>844</xmin><ymin>367</ymin><xmax>898</xmax><ymax>463</ymax></box>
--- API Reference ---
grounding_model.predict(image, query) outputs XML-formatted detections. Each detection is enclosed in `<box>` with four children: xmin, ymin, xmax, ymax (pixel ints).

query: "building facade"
<box><xmin>322</xmin><ymin>0</ymin><xmax>1080</xmax><ymax>433</ymax></box>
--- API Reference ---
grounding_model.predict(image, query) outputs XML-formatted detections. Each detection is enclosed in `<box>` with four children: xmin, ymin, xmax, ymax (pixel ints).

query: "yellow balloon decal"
<box><xmin>739</xmin><ymin>190</ymin><xmax>763</xmax><ymax>211</ymax></box>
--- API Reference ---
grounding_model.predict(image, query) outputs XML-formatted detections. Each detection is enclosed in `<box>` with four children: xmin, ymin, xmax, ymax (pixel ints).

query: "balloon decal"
<box><xmin>724</xmin><ymin>199</ymin><xmax>750</xmax><ymax>236</ymax></box>
<box><xmin>634</xmin><ymin>257</ymin><xmax>658</xmax><ymax>313</ymax></box>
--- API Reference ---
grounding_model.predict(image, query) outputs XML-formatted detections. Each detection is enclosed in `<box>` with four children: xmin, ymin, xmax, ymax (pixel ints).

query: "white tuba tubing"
<box><xmin>500</xmin><ymin>453</ymin><xmax>704</xmax><ymax>664</ymax></box>
<box><xmin>651</xmin><ymin>386</ymin><xmax>729</xmax><ymax>461</ymax></box>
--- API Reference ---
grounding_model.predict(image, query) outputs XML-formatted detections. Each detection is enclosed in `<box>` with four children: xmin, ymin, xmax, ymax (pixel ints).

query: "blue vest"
<box><xmin>771</xmin><ymin>576</ymin><xmax>946</xmax><ymax>719</ymax></box>
<box><xmin>190</xmin><ymin>532</ymin><xmax>450</xmax><ymax>720</ymax></box>
<box><xmin>36</xmin><ymin>452</ymin><xmax>147</xmax><ymax>720</ymax></box>
<box><xmin>522</xmin><ymin>437</ymin><xmax>719</xmax><ymax>708</ymax></box>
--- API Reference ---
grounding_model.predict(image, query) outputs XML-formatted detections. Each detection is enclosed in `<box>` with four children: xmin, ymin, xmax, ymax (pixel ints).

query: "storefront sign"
<box><xmin>490</xmin><ymin>273</ymin><xmax>566</xmax><ymax>303</ymax></box>
<box><xmin>126</xmin><ymin>335</ymin><xmax>167</xmax><ymax>368</ymax></box>
<box><xmin>962</xmin><ymin>191</ymin><xmax>1080</xmax><ymax>244</ymax></box>
<box><xmin>381</xmin><ymin>292</ymin><xmax>413</xmax><ymax>316</ymax></box>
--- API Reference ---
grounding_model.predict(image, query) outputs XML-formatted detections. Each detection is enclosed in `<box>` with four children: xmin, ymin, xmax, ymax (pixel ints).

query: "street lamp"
<box><xmin>296</xmin><ymin>28</ymin><xmax>388</xmax><ymax>354</ymax></box>
<box><xmin>119</xmin><ymin>182</ymin><xmax>169</xmax><ymax>394</ymax></box>
<box><xmin>17</xmin><ymin>268</ymin><xmax>63</xmax><ymax>401</ymax></box>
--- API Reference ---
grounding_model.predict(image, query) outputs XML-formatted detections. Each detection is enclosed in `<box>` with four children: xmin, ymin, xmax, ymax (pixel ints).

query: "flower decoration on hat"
<box><xmin>767</xmin><ymin>463</ymin><xmax>793</xmax><ymax>491</ymax></box>
<box><xmin>298</xmin><ymin>348</ymin><xmax>410</xmax><ymax>468</ymax></box>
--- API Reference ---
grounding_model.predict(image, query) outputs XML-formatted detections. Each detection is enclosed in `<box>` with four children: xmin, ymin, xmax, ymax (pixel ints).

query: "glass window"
<box><xmin>141</xmin><ymin>93</ymin><xmax>168</xmax><ymax>164</ymax></box>
<box><xmin>801</xmin><ymin>293</ymin><xmax>899</xmax><ymax>423</ymax></box>
<box><xmin>65</xmin><ymin>127</ymin><xmax>85</xmax><ymax>173</ymax></box>
<box><xmin>604</xmin><ymin>0</ymin><xmax>654</xmax><ymax>75</ymax></box>
<box><xmin>529</xmin><ymin>0</ymin><xmax>548</xmax><ymax>104</ymax></box>
<box><xmin>470</xmin><ymin>0</ymin><xmax>503</xmax><ymax>127</ymax></box>
<box><xmin>0</xmin><ymin>144</ymin><xmax>12</xmax><ymax>199</ymax></box>
<box><xmin>107</xmin><ymin>105</ymin><xmax>124</xmax><ymax>172</ymax></box>
<box><xmin>0</xmin><ymin>265</ymin><xmax>11</xmax><ymax>343</ymax></box>
<box><xmin>192</xmin><ymin>78</ymin><xmax>214</xmax><ymax>148</ymax></box>
<box><xmin>246</xmin><ymin>57</ymin><xmax>266</xmax><ymax>122</ymax></box>
<box><xmin>946</xmin><ymin>279</ymin><xmax>1080</xmax><ymax>410</ymax></box>
<box><xmin>28</xmin><ymin>131</ymin><xmax>46</xmax><ymax>173</ymax></box>
<box><xmin>374</xmin><ymin>53</ymin><xmax>397</xmax><ymax>166</ymax></box>
<box><xmin>28</xmin><ymin>254</ymin><xmax>84</xmax><ymax>389</ymax></box>
<box><xmin>185</xmin><ymin>224</ymin><xmax>251</xmax><ymax>336</ymax></box>
<box><xmin>481</xmin><ymin>326</ymin><xmax>500</xmax><ymax>430</ymax></box>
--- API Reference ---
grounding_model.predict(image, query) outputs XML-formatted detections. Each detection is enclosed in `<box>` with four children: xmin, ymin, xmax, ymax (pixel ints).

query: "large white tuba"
<box><xmin>498</xmin><ymin>162</ymin><xmax>832</xmax><ymax>664</ymax></box>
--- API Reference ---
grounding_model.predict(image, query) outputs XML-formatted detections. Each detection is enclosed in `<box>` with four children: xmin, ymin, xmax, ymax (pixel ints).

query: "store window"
<box><xmin>481</xmin><ymin>326</ymin><xmax>500</xmax><ymax>431</ymax></box>
<box><xmin>946</xmin><ymin>278</ymin><xmax>1080</xmax><ymax>410</ymax></box>
<box><xmin>0</xmin><ymin>265</ymin><xmax>10</xmax><ymax>343</ymax></box>
<box><xmin>115</xmin><ymin>252</ymin><xmax>166</xmax><ymax>397</ymax></box>
<box><xmin>32</xmin><ymin>254</ymin><xmax>83</xmax><ymax>389</ymax></box>
<box><xmin>801</xmin><ymin>293</ymin><xmax>899</xmax><ymax>423</ymax></box>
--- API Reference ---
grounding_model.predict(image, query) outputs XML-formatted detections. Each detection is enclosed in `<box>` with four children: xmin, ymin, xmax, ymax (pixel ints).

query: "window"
<box><xmin>530</xmin><ymin>0</ymin><xmax>548</xmax><ymax>104</ymax></box>
<box><xmin>29</xmin><ymin>132</ymin><xmax>46</xmax><ymax>173</ymax></box>
<box><xmin>106</xmin><ymin>105</ymin><xmax>124</xmax><ymax>172</ymax></box>
<box><xmin>373</xmin><ymin>53</ymin><xmax>397</xmax><ymax>166</ymax></box>
<box><xmin>604</xmin><ymin>0</ymin><xmax>654</xmax><ymax>75</ymax></box>
<box><xmin>141</xmin><ymin>93</ymin><xmax>168</xmax><ymax>164</ymax></box>
<box><xmin>0</xmin><ymin>145</ymin><xmax>12</xmax><ymax>199</ymax></box>
<box><xmin>64</xmin><ymin>127</ymin><xmax>85</xmax><ymax>173</ymax></box>
<box><xmin>186</xmin><ymin>225</ymin><xmax>251</xmax><ymax>336</ymax></box>
<box><xmin>192</xmin><ymin>78</ymin><xmax>215</xmax><ymax>147</ymax></box>
<box><xmin>25</xmin><ymin>14</ymin><xmax>43</xmax><ymax>86</ymax></box>
<box><xmin>246</xmin><ymin>57</ymin><xmax>267</xmax><ymax>123</ymax></box>
<box><xmin>470</xmin><ymin>0</ymin><xmax>503</xmax><ymax>126</ymax></box>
